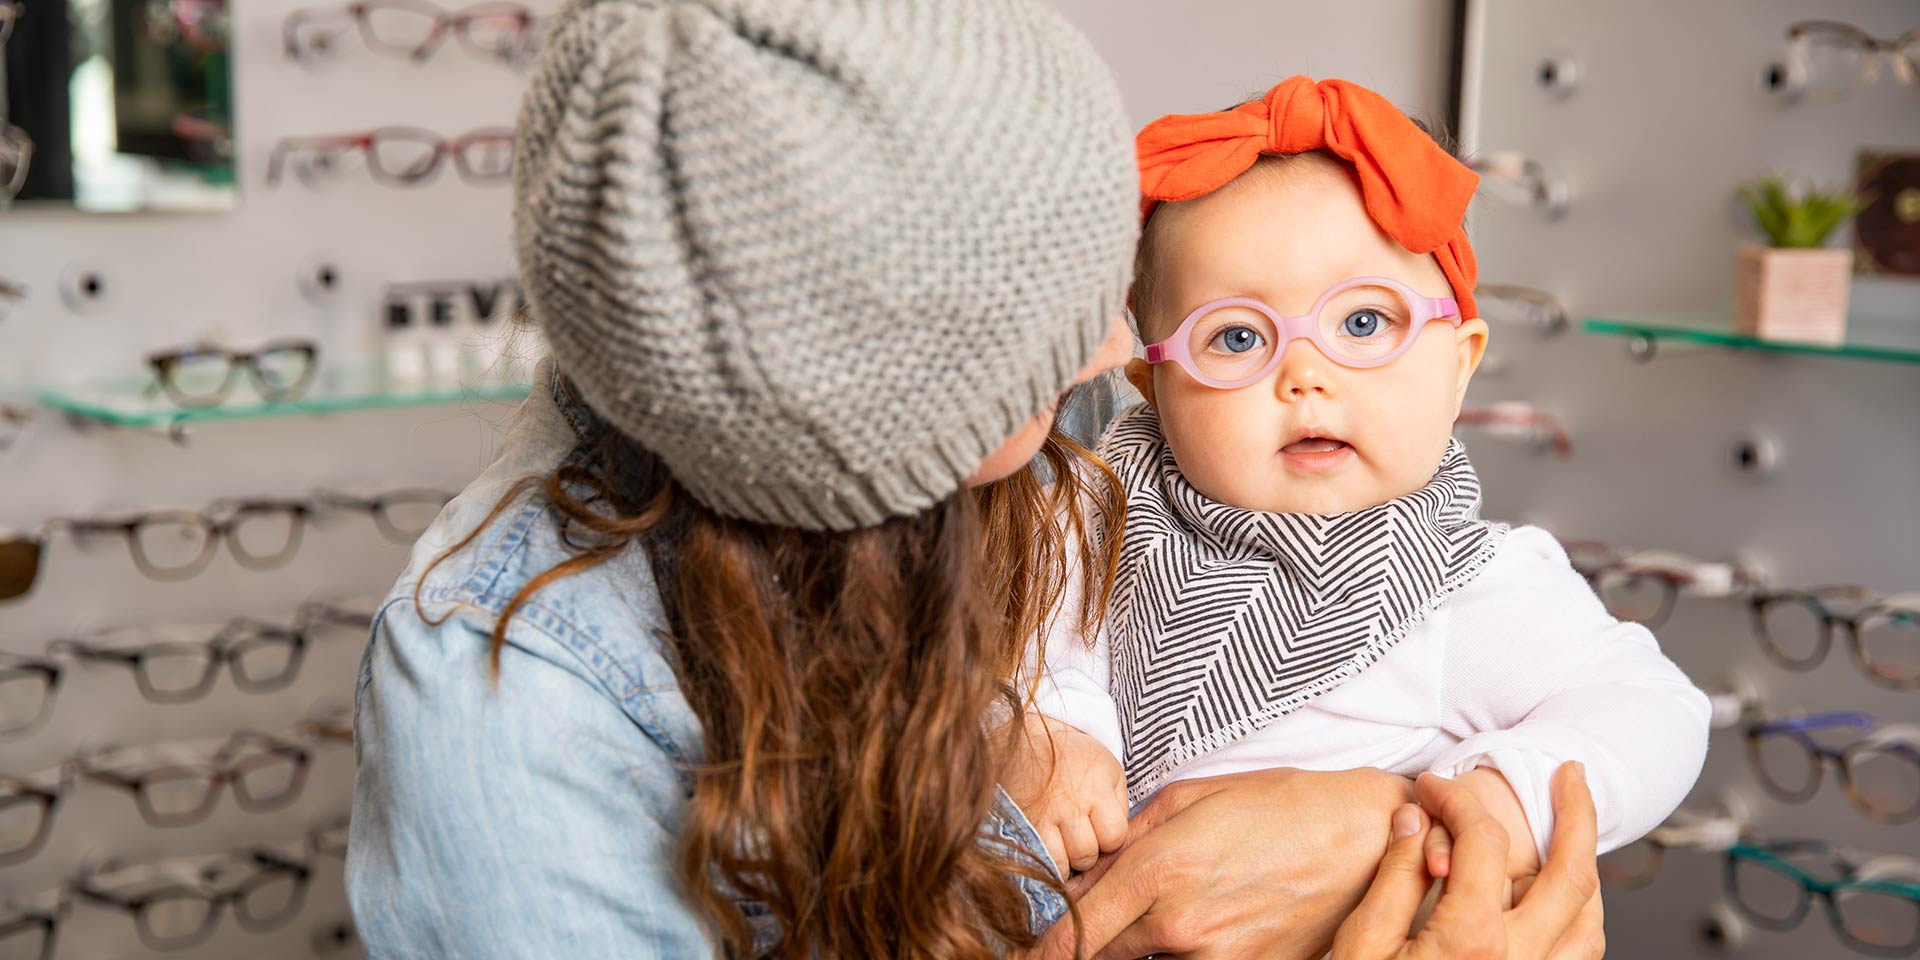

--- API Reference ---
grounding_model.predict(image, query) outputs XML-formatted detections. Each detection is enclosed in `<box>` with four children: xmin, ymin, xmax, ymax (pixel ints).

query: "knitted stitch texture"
<box><xmin>513</xmin><ymin>0</ymin><xmax>1140</xmax><ymax>529</ymax></box>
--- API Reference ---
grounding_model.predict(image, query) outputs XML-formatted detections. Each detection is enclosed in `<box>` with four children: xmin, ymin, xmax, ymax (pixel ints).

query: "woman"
<box><xmin>345</xmin><ymin>1</ymin><xmax>1603</xmax><ymax>957</ymax></box>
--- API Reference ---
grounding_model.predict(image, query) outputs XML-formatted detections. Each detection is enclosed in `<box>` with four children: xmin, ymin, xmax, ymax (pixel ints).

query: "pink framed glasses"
<box><xmin>264</xmin><ymin>127</ymin><xmax>512</xmax><ymax>188</ymax></box>
<box><xmin>1143</xmin><ymin>276</ymin><xmax>1461</xmax><ymax>389</ymax></box>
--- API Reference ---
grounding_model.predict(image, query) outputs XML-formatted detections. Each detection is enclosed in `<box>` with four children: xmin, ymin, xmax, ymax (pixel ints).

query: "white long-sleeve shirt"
<box><xmin>1028</xmin><ymin>524</ymin><xmax>1712</xmax><ymax>860</ymax></box>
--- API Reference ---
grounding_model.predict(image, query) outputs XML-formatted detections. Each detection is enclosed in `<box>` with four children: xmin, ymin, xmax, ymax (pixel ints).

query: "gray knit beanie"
<box><xmin>513</xmin><ymin>0</ymin><xmax>1139</xmax><ymax>530</ymax></box>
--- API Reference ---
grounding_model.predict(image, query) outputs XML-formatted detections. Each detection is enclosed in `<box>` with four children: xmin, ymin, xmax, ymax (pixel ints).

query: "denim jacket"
<box><xmin>347</xmin><ymin>366</ymin><xmax>1068</xmax><ymax>957</ymax></box>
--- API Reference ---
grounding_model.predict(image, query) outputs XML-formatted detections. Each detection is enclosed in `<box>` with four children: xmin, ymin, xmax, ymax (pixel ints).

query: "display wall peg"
<box><xmin>1696</xmin><ymin>901</ymin><xmax>1750</xmax><ymax>951</ymax></box>
<box><xmin>1536</xmin><ymin>54</ymin><xmax>1580</xmax><ymax>97</ymax></box>
<box><xmin>59</xmin><ymin>265</ymin><xmax>109</xmax><ymax>313</ymax></box>
<box><xmin>299</xmin><ymin>260</ymin><xmax>343</xmax><ymax>304</ymax></box>
<box><xmin>1626</xmin><ymin>332</ymin><xmax>1656</xmax><ymax>362</ymax></box>
<box><xmin>1730</xmin><ymin>432</ymin><xmax>1779</xmax><ymax>479</ymax></box>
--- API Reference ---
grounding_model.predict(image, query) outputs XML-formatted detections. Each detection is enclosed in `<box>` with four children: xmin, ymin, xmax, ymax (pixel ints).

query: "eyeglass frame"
<box><xmin>0</xmin><ymin>403</ymin><xmax>34</xmax><ymax>451</ymax></box>
<box><xmin>0</xmin><ymin>652</ymin><xmax>61</xmax><ymax>739</ymax></box>
<box><xmin>1751</xmin><ymin>587</ymin><xmax>1920</xmax><ymax>689</ymax></box>
<box><xmin>1453</xmin><ymin>403</ymin><xmax>1574</xmax><ymax>458</ymax></box>
<box><xmin>1598</xmin><ymin>814</ymin><xmax>1744</xmax><ymax>891</ymax></box>
<box><xmin>75</xmin><ymin>731</ymin><xmax>313</xmax><ymax>827</ymax></box>
<box><xmin>1564</xmin><ymin>545</ymin><xmax>1750</xmax><ymax>629</ymax></box>
<box><xmin>1726</xmin><ymin>840</ymin><xmax>1920</xmax><ymax>957</ymax></box>
<box><xmin>1141</xmin><ymin>276</ymin><xmax>1463</xmax><ymax>389</ymax></box>
<box><xmin>283</xmin><ymin>0</ymin><xmax>541</xmax><ymax>65</ymax></box>
<box><xmin>264</xmin><ymin>126</ymin><xmax>514</xmax><ymax>188</ymax></box>
<box><xmin>312</xmin><ymin>486</ymin><xmax>454</xmax><ymax>542</ymax></box>
<box><xmin>1786</xmin><ymin>21</ymin><xmax>1920</xmax><ymax>92</ymax></box>
<box><xmin>0</xmin><ymin>771</ymin><xmax>66</xmax><ymax>865</ymax></box>
<box><xmin>72</xmin><ymin>849</ymin><xmax>313</xmax><ymax>951</ymax></box>
<box><xmin>55</xmin><ymin>498</ymin><xmax>313</xmax><ymax>580</ymax></box>
<box><xmin>1746</xmin><ymin>713</ymin><xmax>1920</xmax><ymax>824</ymax></box>
<box><xmin>146</xmin><ymin>339</ymin><xmax>320</xmax><ymax>408</ymax></box>
<box><xmin>1</xmin><ymin>123</ymin><xmax>33</xmax><ymax>201</ymax></box>
<box><xmin>49</xmin><ymin>618</ymin><xmax>311</xmax><ymax>704</ymax></box>
<box><xmin>0</xmin><ymin>891</ymin><xmax>63</xmax><ymax>960</ymax></box>
<box><xmin>0</xmin><ymin>529</ymin><xmax>43</xmax><ymax>601</ymax></box>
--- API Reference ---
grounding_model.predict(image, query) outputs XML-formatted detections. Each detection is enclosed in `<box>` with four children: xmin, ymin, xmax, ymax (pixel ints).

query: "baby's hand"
<box><xmin>1423</xmin><ymin>767</ymin><xmax>1542</xmax><ymax>891</ymax></box>
<box><xmin>1001</xmin><ymin>713</ymin><xmax>1129</xmax><ymax>875</ymax></box>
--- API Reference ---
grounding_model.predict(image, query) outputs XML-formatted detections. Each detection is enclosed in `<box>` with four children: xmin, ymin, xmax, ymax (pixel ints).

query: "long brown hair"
<box><xmin>419</xmin><ymin>385</ymin><xmax>1125</xmax><ymax>958</ymax></box>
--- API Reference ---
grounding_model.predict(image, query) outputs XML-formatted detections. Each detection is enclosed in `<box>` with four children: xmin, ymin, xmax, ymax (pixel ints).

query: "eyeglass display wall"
<box><xmin>0</xmin><ymin>1</ymin><xmax>1471</xmax><ymax>957</ymax></box>
<box><xmin>1458</xmin><ymin>0</ymin><xmax>1920</xmax><ymax>956</ymax></box>
<box><xmin>0</xmin><ymin>1</ymin><xmax>560</xmax><ymax>957</ymax></box>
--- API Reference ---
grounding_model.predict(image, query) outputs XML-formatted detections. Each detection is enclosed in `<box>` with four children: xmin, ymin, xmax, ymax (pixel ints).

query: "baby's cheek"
<box><xmin>1159</xmin><ymin>390</ymin><xmax>1273</xmax><ymax>504</ymax></box>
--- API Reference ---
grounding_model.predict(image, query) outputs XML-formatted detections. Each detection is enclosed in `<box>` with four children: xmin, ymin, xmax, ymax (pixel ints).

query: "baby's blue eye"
<box><xmin>1211</xmin><ymin>326</ymin><xmax>1265</xmax><ymax>354</ymax></box>
<box><xmin>1341</xmin><ymin>310</ymin><xmax>1385</xmax><ymax>338</ymax></box>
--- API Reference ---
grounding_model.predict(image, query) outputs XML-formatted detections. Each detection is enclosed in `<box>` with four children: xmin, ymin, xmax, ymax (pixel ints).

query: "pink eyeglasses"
<box><xmin>1143</xmin><ymin>276</ymin><xmax>1461</xmax><ymax>389</ymax></box>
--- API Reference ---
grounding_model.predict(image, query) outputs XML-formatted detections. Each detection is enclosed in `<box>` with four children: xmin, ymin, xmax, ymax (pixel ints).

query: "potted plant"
<box><xmin>1734</xmin><ymin>176</ymin><xmax>1867</xmax><ymax>345</ymax></box>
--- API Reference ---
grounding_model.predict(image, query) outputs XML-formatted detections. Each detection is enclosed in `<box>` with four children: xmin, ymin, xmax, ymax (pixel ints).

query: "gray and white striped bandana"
<box><xmin>1099</xmin><ymin>405</ymin><xmax>1508</xmax><ymax>804</ymax></box>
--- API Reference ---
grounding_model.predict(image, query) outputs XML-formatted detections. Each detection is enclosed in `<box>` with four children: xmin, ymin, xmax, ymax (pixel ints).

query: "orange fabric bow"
<box><xmin>1136</xmin><ymin>76</ymin><xmax>1480</xmax><ymax>323</ymax></box>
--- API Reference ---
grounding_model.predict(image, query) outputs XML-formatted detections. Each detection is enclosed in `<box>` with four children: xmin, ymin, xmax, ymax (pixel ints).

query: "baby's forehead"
<box><xmin>1157</xmin><ymin>168</ymin><xmax>1442</xmax><ymax>303</ymax></box>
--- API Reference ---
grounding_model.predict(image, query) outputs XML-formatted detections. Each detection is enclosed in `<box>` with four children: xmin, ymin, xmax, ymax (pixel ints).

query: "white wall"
<box><xmin>1055</xmin><ymin>0</ymin><xmax>1454</xmax><ymax>126</ymax></box>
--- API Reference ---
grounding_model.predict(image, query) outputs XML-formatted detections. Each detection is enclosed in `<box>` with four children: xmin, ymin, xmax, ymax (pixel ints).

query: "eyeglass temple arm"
<box><xmin>1753</xmin><ymin>711</ymin><xmax>1877</xmax><ymax>735</ymax></box>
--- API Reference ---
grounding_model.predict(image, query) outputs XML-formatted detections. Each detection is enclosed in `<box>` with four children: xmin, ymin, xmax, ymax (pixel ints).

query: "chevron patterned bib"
<box><xmin>1099</xmin><ymin>405</ymin><xmax>1508</xmax><ymax>804</ymax></box>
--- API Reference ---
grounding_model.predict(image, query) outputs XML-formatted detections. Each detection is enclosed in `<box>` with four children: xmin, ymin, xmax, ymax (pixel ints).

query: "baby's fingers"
<box><xmin>1037</xmin><ymin>823</ymin><xmax>1069</xmax><ymax>880</ymax></box>
<box><xmin>1425</xmin><ymin>821</ymin><xmax>1454</xmax><ymax>878</ymax></box>
<box><xmin>1062</xmin><ymin>815</ymin><xmax>1101</xmax><ymax>873</ymax></box>
<box><xmin>1091</xmin><ymin>784</ymin><xmax>1128</xmax><ymax>853</ymax></box>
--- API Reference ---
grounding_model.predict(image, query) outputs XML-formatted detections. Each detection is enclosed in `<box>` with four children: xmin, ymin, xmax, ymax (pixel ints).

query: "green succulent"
<box><xmin>1739</xmin><ymin>176</ymin><xmax>1867</xmax><ymax>249</ymax></box>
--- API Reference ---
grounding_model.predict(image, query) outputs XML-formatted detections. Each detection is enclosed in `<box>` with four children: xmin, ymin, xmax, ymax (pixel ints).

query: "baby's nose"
<box><xmin>1274</xmin><ymin>338</ymin><xmax>1338</xmax><ymax>399</ymax></box>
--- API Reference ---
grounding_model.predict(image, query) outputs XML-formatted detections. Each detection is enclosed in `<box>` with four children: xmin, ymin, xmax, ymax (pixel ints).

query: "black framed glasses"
<box><xmin>73</xmin><ymin>849</ymin><xmax>312</xmax><ymax>952</ymax></box>
<box><xmin>1752</xmin><ymin>587</ymin><xmax>1920</xmax><ymax>689</ymax></box>
<box><xmin>146</xmin><ymin>340</ymin><xmax>320</xmax><ymax>408</ymax></box>
<box><xmin>266</xmin><ymin>126</ymin><xmax>513</xmax><ymax>188</ymax></box>
<box><xmin>1727</xmin><ymin>840</ymin><xmax>1920</xmax><ymax>957</ymax></box>
<box><xmin>50</xmin><ymin>619</ymin><xmax>308</xmax><ymax>704</ymax></box>
<box><xmin>76</xmin><ymin>732</ymin><xmax>312</xmax><ymax>827</ymax></box>
<box><xmin>284</xmin><ymin>0</ymin><xmax>542</xmax><ymax>65</ymax></box>
<box><xmin>0</xmin><ymin>653</ymin><xmax>60</xmax><ymax>738</ymax></box>
<box><xmin>57</xmin><ymin>498</ymin><xmax>312</xmax><ymax>580</ymax></box>
<box><xmin>0</xmin><ymin>123</ymin><xmax>30</xmax><ymax>202</ymax></box>
<box><xmin>1748</xmin><ymin>713</ymin><xmax>1920</xmax><ymax>824</ymax></box>
<box><xmin>0</xmin><ymin>769</ymin><xmax>66</xmax><ymax>865</ymax></box>
<box><xmin>313</xmin><ymin>487</ymin><xmax>453</xmax><ymax>542</ymax></box>
<box><xmin>44</xmin><ymin>601</ymin><xmax>372</xmax><ymax>705</ymax></box>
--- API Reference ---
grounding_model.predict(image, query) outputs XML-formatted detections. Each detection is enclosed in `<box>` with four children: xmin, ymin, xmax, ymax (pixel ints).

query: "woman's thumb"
<box><xmin>1332</xmin><ymin>804</ymin><xmax>1434</xmax><ymax>959</ymax></box>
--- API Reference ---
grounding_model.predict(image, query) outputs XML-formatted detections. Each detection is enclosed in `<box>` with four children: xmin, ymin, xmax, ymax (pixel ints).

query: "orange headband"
<box><xmin>1136</xmin><ymin>75</ymin><xmax>1480</xmax><ymax>323</ymax></box>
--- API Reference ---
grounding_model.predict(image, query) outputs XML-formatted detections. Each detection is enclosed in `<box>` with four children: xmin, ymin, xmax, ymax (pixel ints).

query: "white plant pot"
<box><xmin>1733</xmin><ymin>244</ymin><xmax>1853</xmax><ymax>345</ymax></box>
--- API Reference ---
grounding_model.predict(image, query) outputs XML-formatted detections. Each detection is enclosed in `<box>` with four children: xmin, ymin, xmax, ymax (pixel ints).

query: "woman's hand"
<box><xmin>1029</xmin><ymin>766</ymin><xmax>1417</xmax><ymax>960</ymax></box>
<box><xmin>1331</xmin><ymin>763</ymin><xmax>1604</xmax><ymax>960</ymax></box>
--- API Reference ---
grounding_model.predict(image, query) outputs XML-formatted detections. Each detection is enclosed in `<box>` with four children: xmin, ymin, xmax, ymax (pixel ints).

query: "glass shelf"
<box><xmin>1584</xmin><ymin>306</ymin><xmax>1920</xmax><ymax>365</ymax></box>
<box><xmin>38</xmin><ymin>365</ymin><xmax>532</xmax><ymax>432</ymax></box>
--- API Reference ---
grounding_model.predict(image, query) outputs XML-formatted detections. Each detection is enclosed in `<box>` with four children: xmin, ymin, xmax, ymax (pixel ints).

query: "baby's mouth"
<box><xmin>1281</xmin><ymin>436</ymin><xmax>1351</xmax><ymax>455</ymax></box>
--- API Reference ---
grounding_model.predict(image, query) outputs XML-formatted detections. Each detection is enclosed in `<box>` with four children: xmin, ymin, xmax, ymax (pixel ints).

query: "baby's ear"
<box><xmin>1125</xmin><ymin>358</ymin><xmax>1157</xmax><ymax>408</ymax></box>
<box><xmin>1453</xmin><ymin>317</ymin><xmax>1490</xmax><ymax>408</ymax></box>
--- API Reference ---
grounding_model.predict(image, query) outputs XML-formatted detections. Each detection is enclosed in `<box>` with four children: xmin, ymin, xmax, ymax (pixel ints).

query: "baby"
<box><xmin>1008</xmin><ymin>77</ymin><xmax>1712</xmax><ymax>888</ymax></box>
